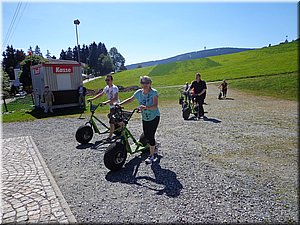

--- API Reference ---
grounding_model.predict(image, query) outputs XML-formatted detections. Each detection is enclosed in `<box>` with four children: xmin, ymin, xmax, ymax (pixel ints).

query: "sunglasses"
<box><xmin>105</xmin><ymin>79</ymin><xmax>111</xmax><ymax>82</ymax></box>
<box><xmin>140</xmin><ymin>81</ymin><xmax>150</xmax><ymax>85</ymax></box>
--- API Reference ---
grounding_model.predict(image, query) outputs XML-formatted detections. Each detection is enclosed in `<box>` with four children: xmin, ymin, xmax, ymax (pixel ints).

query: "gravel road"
<box><xmin>2</xmin><ymin>84</ymin><xmax>298</xmax><ymax>223</ymax></box>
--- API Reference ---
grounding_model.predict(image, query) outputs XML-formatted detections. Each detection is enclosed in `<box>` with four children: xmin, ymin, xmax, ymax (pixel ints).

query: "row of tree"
<box><xmin>59</xmin><ymin>42</ymin><xmax>126</xmax><ymax>76</ymax></box>
<box><xmin>1</xmin><ymin>42</ymin><xmax>126</xmax><ymax>92</ymax></box>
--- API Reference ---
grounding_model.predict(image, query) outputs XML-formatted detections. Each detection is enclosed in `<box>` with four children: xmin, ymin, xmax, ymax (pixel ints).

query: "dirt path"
<box><xmin>2</xmin><ymin>84</ymin><xmax>298</xmax><ymax>223</ymax></box>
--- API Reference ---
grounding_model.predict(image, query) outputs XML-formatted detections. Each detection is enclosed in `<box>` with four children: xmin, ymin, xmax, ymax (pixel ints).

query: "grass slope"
<box><xmin>86</xmin><ymin>40</ymin><xmax>298</xmax><ymax>99</ymax></box>
<box><xmin>2</xmin><ymin>41</ymin><xmax>298</xmax><ymax>122</ymax></box>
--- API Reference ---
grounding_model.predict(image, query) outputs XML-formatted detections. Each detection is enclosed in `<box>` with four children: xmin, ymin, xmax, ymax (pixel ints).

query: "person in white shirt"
<box><xmin>87</xmin><ymin>74</ymin><xmax>120</xmax><ymax>141</ymax></box>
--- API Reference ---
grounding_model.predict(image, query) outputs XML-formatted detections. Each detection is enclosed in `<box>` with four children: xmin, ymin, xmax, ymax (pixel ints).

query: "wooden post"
<box><xmin>2</xmin><ymin>95</ymin><xmax>8</xmax><ymax>112</ymax></box>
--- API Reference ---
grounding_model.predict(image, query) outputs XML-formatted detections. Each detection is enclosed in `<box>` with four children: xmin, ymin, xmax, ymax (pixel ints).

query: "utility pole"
<box><xmin>74</xmin><ymin>19</ymin><xmax>81</xmax><ymax>63</ymax></box>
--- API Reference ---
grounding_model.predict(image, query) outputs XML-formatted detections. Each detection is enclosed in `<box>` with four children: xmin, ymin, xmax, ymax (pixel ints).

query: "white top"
<box><xmin>103</xmin><ymin>84</ymin><xmax>120</xmax><ymax>108</ymax></box>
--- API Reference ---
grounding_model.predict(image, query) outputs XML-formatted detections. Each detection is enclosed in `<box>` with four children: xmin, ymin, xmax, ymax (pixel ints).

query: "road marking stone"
<box><xmin>1</xmin><ymin>136</ymin><xmax>77</xmax><ymax>224</ymax></box>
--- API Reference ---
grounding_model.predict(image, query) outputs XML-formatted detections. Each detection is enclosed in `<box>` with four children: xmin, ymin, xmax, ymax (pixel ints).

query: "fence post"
<box><xmin>2</xmin><ymin>95</ymin><xmax>8</xmax><ymax>113</ymax></box>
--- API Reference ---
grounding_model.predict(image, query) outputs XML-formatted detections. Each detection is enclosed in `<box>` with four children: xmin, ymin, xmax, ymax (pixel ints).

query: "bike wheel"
<box><xmin>182</xmin><ymin>107</ymin><xmax>190</xmax><ymax>120</ymax></box>
<box><xmin>104</xmin><ymin>142</ymin><xmax>127</xmax><ymax>171</ymax></box>
<box><xmin>75</xmin><ymin>125</ymin><xmax>93</xmax><ymax>144</ymax></box>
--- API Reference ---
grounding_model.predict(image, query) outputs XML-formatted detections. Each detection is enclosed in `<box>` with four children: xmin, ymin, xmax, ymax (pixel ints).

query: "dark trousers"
<box><xmin>142</xmin><ymin>116</ymin><xmax>160</xmax><ymax>146</ymax></box>
<box><xmin>195</xmin><ymin>96</ymin><xmax>205</xmax><ymax>117</ymax></box>
<box><xmin>222</xmin><ymin>88</ymin><xmax>227</xmax><ymax>97</ymax></box>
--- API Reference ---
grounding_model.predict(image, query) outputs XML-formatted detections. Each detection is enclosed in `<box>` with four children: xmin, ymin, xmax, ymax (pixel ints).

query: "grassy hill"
<box><xmin>126</xmin><ymin>47</ymin><xmax>253</xmax><ymax>70</ymax></box>
<box><xmin>85</xmin><ymin>40</ymin><xmax>298</xmax><ymax>103</ymax></box>
<box><xmin>2</xmin><ymin>41</ymin><xmax>297</xmax><ymax>123</ymax></box>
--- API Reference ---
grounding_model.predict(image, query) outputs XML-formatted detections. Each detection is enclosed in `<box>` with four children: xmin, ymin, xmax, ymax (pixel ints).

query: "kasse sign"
<box><xmin>53</xmin><ymin>66</ymin><xmax>73</xmax><ymax>74</ymax></box>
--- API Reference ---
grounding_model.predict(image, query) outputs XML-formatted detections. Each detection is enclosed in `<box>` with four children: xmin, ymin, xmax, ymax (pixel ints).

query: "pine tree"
<box><xmin>73</xmin><ymin>46</ymin><xmax>79</xmax><ymax>61</ymax></box>
<box><xmin>59</xmin><ymin>50</ymin><xmax>67</xmax><ymax>60</ymax></box>
<box><xmin>80</xmin><ymin>44</ymin><xmax>89</xmax><ymax>64</ymax></box>
<box><xmin>46</xmin><ymin>50</ymin><xmax>52</xmax><ymax>59</ymax></box>
<box><xmin>88</xmin><ymin>42</ymin><xmax>98</xmax><ymax>72</ymax></box>
<box><xmin>15</xmin><ymin>50</ymin><xmax>26</xmax><ymax>66</ymax></box>
<box><xmin>2</xmin><ymin>45</ymin><xmax>16</xmax><ymax>79</ymax></box>
<box><xmin>65</xmin><ymin>47</ymin><xmax>73</xmax><ymax>60</ymax></box>
<box><xmin>34</xmin><ymin>45</ymin><xmax>43</xmax><ymax>57</ymax></box>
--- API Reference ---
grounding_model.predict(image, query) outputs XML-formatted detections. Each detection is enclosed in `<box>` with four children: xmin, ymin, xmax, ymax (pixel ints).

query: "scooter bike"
<box><xmin>75</xmin><ymin>100</ymin><xmax>122</xmax><ymax>144</ymax></box>
<box><xmin>179</xmin><ymin>90</ymin><xmax>199</xmax><ymax>120</ymax></box>
<box><xmin>103</xmin><ymin>105</ymin><xmax>149</xmax><ymax>171</ymax></box>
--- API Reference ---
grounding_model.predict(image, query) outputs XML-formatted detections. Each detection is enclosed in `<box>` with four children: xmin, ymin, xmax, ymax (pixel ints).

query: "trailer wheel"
<box><xmin>104</xmin><ymin>142</ymin><xmax>127</xmax><ymax>171</ymax></box>
<box><xmin>75</xmin><ymin>125</ymin><xmax>93</xmax><ymax>144</ymax></box>
<box><xmin>183</xmin><ymin>107</ymin><xmax>190</xmax><ymax>120</ymax></box>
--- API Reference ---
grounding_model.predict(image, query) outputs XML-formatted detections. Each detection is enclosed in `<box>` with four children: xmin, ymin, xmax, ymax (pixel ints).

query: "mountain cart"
<box><xmin>103</xmin><ymin>105</ymin><xmax>149</xmax><ymax>171</ymax></box>
<box><xmin>178</xmin><ymin>90</ymin><xmax>199</xmax><ymax>120</ymax></box>
<box><xmin>75</xmin><ymin>100</ymin><xmax>122</xmax><ymax>144</ymax></box>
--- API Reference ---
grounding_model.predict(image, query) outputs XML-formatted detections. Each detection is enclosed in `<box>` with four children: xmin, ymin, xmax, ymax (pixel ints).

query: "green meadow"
<box><xmin>85</xmin><ymin>40</ymin><xmax>298</xmax><ymax>102</ymax></box>
<box><xmin>2</xmin><ymin>40</ymin><xmax>298</xmax><ymax>122</ymax></box>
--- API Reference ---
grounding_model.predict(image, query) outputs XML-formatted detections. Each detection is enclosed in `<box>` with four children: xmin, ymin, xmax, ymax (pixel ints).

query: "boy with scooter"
<box><xmin>87</xmin><ymin>74</ymin><xmax>120</xmax><ymax>141</ymax></box>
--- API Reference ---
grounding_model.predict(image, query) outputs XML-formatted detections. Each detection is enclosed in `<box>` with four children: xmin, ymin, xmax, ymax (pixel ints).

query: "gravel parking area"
<box><xmin>2</xmin><ymin>84</ymin><xmax>298</xmax><ymax>223</ymax></box>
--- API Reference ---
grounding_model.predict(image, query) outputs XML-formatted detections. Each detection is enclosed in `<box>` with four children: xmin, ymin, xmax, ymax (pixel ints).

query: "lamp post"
<box><xmin>74</xmin><ymin>19</ymin><xmax>80</xmax><ymax>63</ymax></box>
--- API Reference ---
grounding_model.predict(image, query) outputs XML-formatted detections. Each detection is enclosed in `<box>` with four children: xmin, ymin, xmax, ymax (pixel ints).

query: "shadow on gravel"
<box><xmin>105</xmin><ymin>154</ymin><xmax>147</xmax><ymax>184</ymax></box>
<box><xmin>76</xmin><ymin>143</ymin><xmax>94</xmax><ymax>149</ymax></box>
<box><xmin>218</xmin><ymin>97</ymin><xmax>234</xmax><ymax>100</ymax></box>
<box><xmin>187</xmin><ymin>116</ymin><xmax>222</xmax><ymax>123</ymax></box>
<box><xmin>76</xmin><ymin>139</ymin><xmax>111</xmax><ymax>151</ymax></box>
<box><xmin>203</xmin><ymin>116</ymin><xmax>222</xmax><ymax>123</ymax></box>
<box><xmin>105</xmin><ymin>155</ymin><xmax>183</xmax><ymax>198</ymax></box>
<box><xmin>27</xmin><ymin>107</ymin><xmax>85</xmax><ymax>119</ymax></box>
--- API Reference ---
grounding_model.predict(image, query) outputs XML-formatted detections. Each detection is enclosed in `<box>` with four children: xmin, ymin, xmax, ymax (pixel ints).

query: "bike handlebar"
<box><xmin>87</xmin><ymin>100</ymin><xmax>105</xmax><ymax>112</ymax></box>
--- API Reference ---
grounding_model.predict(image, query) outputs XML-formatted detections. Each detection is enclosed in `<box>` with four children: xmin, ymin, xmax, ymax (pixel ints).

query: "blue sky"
<box><xmin>1</xmin><ymin>1</ymin><xmax>298</xmax><ymax>65</ymax></box>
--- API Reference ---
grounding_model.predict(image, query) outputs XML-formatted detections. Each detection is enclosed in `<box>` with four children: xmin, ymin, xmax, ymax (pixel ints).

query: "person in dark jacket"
<box><xmin>187</xmin><ymin>72</ymin><xmax>207</xmax><ymax>119</ymax></box>
<box><xmin>218</xmin><ymin>80</ymin><xmax>228</xmax><ymax>99</ymax></box>
<box><xmin>78</xmin><ymin>85</ymin><xmax>87</xmax><ymax>108</ymax></box>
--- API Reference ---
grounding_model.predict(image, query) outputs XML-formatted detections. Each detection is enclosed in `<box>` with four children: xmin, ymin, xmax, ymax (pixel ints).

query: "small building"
<box><xmin>30</xmin><ymin>59</ymin><xmax>83</xmax><ymax>109</ymax></box>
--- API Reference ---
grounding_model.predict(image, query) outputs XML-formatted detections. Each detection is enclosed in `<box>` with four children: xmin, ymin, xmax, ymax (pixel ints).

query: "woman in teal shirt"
<box><xmin>119</xmin><ymin>76</ymin><xmax>160</xmax><ymax>164</ymax></box>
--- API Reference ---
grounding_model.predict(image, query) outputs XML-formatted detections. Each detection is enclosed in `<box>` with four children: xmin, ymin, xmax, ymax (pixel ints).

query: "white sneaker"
<box><xmin>145</xmin><ymin>155</ymin><xmax>157</xmax><ymax>164</ymax></box>
<box><xmin>145</xmin><ymin>156</ymin><xmax>153</xmax><ymax>164</ymax></box>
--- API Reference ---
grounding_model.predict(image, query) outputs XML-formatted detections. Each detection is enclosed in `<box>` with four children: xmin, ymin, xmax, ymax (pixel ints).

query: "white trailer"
<box><xmin>30</xmin><ymin>59</ymin><xmax>83</xmax><ymax>109</ymax></box>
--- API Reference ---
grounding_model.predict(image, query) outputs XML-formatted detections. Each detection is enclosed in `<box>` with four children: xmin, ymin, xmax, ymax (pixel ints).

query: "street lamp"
<box><xmin>74</xmin><ymin>19</ymin><xmax>80</xmax><ymax>63</ymax></box>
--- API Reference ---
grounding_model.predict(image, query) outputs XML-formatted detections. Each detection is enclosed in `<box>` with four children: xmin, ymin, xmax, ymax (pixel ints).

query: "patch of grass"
<box><xmin>108</xmin><ymin>41</ymin><xmax>298</xmax><ymax>88</ymax></box>
<box><xmin>228</xmin><ymin>72</ymin><xmax>298</xmax><ymax>101</ymax></box>
<box><xmin>1</xmin><ymin>95</ymin><xmax>85</xmax><ymax>123</ymax></box>
<box><xmin>1</xmin><ymin>41</ymin><xmax>298</xmax><ymax>122</ymax></box>
<box><xmin>1</xmin><ymin>95</ymin><xmax>35</xmax><ymax>122</ymax></box>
